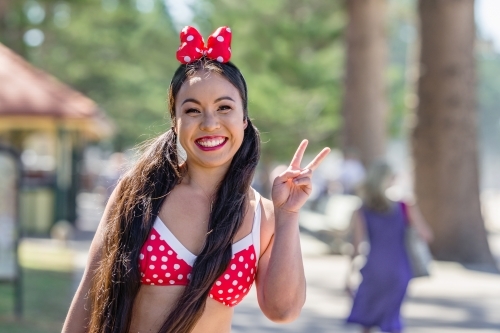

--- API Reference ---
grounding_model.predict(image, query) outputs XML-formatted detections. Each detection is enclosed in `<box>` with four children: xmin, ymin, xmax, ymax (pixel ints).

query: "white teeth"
<box><xmin>197</xmin><ymin>138</ymin><xmax>225</xmax><ymax>147</ymax></box>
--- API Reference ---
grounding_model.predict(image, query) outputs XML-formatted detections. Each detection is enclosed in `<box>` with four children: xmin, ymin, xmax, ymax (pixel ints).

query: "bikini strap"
<box><xmin>251</xmin><ymin>189</ymin><xmax>262</xmax><ymax>259</ymax></box>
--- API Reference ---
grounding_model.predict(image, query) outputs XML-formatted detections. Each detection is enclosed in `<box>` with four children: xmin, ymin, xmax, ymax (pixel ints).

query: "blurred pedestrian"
<box><xmin>346</xmin><ymin>160</ymin><xmax>433</xmax><ymax>333</ymax></box>
<box><xmin>339</xmin><ymin>148</ymin><xmax>366</xmax><ymax>195</ymax></box>
<box><xmin>62</xmin><ymin>26</ymin><xmax>330</xmax><ymax>333</ymax></box>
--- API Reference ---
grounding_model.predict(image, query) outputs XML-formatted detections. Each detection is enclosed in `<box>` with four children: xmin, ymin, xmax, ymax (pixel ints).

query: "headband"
<box><xmin>176</xmin><ymin>26</ymin><xmax>232</xmax><ymax>64</ymax></box>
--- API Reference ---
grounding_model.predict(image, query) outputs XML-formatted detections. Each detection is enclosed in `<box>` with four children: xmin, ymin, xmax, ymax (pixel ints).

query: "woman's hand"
<box><xmin>408</xmin><ymin>204</ymin><xmax>434</xmax><ymax>243</ymax></box>
<box><xmin>272</xmin><ymin>140</ymin><xmax>330</xmax><ymax>213</ymax></box>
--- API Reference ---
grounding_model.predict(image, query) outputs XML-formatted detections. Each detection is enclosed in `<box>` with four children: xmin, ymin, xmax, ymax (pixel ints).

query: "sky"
<box><xmin>163</xmin><ymin>0</ymin><xmax>194</xmax><ymax>30</ymax></box>
<box><xmin>476</xmin><ymin>0</ymin><xmax>500</xmax><ymax>51</ymax></box>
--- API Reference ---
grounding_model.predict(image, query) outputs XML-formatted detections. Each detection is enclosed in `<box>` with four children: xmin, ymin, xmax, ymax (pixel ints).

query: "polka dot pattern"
<box><xmin>176</xmin><ymin>26</ymin><xmax>232</xmax><ymax>64</ymax></box>
<box><xmin>139</xmin><ymin>228</ymin><xmax>258</xmax><ymax>308</ymax></box>
<box><xmin>206</xmin><ymin>26</ymin><xmax>231</xmax><ymax>63</ymax></box>
<box><xmin>209</xmin><ymin>245</ymin><xmax>257</xmax><ymax>307</ymax></box>
<box><xmin>139</xmin><ymin>229</ymin><xmax>192</xmax><ymax>286</ymax></box>
<box><xmin>175</xmin><ymin>26</ymin><xmax>205</xmax><ymax>65</ymax></box>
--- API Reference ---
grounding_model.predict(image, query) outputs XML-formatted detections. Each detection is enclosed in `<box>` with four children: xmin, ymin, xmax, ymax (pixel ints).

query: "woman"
<box><xmin>62</xmin><ymin>26</ymin><xmax>330</xmax><ymax>333</ymax></box>
<box><xmin>346</xmin><ymin>161</ymin><xmax>433</xmax><ymax>333</ymax></box>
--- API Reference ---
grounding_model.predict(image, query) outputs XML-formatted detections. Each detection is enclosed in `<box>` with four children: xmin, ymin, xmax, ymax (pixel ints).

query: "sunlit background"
<box><xmin>0</xmin><ymin>0</ymin><xmax>499</xmax><ymax>332</ymax></box>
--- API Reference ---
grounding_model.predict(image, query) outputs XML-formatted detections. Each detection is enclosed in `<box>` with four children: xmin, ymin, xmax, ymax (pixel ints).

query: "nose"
<box><xmin>199</xmin><ymin>112</ymin><xmax>220</xmax><ymax>132</ymax></box>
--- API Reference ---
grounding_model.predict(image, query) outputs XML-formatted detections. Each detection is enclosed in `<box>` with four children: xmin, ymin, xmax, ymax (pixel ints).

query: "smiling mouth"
<box><xmin>195</xmin><ymin>137</ymin><xmax>228</xmax><ymax>150</ymax></box>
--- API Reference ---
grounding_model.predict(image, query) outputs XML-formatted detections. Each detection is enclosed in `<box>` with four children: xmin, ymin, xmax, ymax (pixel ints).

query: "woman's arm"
<box><xmin>255</xmin><ymin>140</ymin><xmax>330</xmax><ymax>323</ymax></box>
<box><xmin>61</xmin><ymin>186</ymin><xmax>120</xmax><ymax>333</ymax></box>
<box><xmin>407</xmin><ymin>203</ymin><xmax>434</xmax><ymax>243</ymax></box>
<box><xmin>343</xmin><ymin>209</ymin><xmax>366</xmax><ymax>298</ymax></box>
<box><xmin>350</xmin><ymin>209</ymin><xmax>366</xmax><ymax>258</ymax></box>
<box><xmin>255</xmin><ymin>201</ymin><xmax>305</xmax><ymax>323</ymax></box>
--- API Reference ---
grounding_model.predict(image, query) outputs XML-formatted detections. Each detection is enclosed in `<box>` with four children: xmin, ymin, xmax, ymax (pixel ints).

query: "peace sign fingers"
<box><xmin>289</xmin><ymin>139</ymin><xmax>309</xmax><ymax>169</ymax></box>
<box><xmin>272</xmin><ymin>140</ymin><xmax>331</xmax><ymax>213</ymax></box>
<box><xmin>289</xmin><ymin>140</ymin><xmax>331</xmax><ymax>171</ymax></box>
<box><xmin>304</xmin><ymin>147</ymin><xmax>331</xmax><ymax>171</ymax></box>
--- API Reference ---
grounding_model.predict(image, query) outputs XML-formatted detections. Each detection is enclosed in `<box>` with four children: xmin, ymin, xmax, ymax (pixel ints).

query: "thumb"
<box><xmin>273</xmin><ymin>169</ymin><xmax>301</xmax><ymax>185</ymax></box>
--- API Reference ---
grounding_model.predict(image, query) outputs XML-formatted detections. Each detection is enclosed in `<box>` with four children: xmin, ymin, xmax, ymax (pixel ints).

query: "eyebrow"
<box><xmin>214</xmin><ymin>96</ymin><xmax>235</xmax><ymax>103</ymax></box>
<box><xmin>181</xmin><ymin>96</ymin><xmax>235</xmax><ymax>106</ymax></box>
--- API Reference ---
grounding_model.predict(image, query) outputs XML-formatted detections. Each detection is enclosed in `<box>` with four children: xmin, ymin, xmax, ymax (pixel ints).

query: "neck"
<box><xmin>182</xmin><ymin>162</ymin><xmax>229</xmax><ymax>196</ymax></box>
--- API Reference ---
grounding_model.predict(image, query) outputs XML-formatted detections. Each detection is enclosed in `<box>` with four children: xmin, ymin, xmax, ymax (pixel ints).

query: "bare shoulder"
<box><xmin>259</xmin><ymin>196</ymin><xmax>275</xmax><ymax>221</ymax></box>
<box><xmin>250</xmin><ymin>188</ymin><xmax>275</xmax><ymax>225</ymax></box>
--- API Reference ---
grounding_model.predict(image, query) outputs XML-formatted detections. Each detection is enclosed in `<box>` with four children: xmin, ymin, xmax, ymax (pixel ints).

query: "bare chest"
<box><xmin>157</xmin><ymin>189</ymin><xmax>255</xmax><ymax>256</ymax></box>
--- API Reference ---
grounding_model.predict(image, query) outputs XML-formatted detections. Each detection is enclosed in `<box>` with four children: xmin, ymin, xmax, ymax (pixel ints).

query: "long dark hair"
<box><xmin>88</xmin><ymin>58</ymin><xmax>261</xmax><ymax>333</ymax></box>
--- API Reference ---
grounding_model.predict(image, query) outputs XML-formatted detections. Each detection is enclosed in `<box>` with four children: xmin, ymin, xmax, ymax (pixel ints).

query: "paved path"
<box><xmin>231</xmin><ymin>234</ymin><xmax>500</xmax><ymax>333</ymax></box>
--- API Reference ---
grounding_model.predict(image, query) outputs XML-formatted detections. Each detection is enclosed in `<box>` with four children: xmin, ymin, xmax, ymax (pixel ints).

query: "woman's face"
<box><xmin>174</xmin><ymin>70</ymin><xmax>247</xmax><ymax>170</ymax></box>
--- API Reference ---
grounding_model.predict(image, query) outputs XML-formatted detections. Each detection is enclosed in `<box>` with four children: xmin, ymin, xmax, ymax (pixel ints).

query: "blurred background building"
<box><xmin>0</xmin><ymin>43</ymin><xmax>114</xmax><ymax>234</ymax></box>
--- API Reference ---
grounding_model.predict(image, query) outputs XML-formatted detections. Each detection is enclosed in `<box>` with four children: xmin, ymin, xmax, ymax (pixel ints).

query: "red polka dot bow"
<box><xmin>176</xmin><ymin>26</ymin><xmax>232</xmax><ymax>64</ymax></box>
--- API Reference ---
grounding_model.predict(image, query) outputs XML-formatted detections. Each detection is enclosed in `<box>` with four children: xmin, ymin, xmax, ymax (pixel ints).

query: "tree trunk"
<box><xmin>0</xmin><ymin>0</ymin><xmax>10</xmax><ymax>34</ymax></box>
<box><xmin>342</xmin><ymin>0</ymin><xmax>388</xmax><ymax>167</ymax></box>
<box><xmin>413</xmin><ymin>0</ymin><xmax>494</xmax><ymax>264</ymax></box>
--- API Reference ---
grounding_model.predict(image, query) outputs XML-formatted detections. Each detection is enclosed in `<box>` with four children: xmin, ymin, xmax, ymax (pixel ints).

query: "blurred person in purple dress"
<box><xmin>346</xmin><ymin>160</ymin><xmax>433</xmax><ymax>333</ymax></box>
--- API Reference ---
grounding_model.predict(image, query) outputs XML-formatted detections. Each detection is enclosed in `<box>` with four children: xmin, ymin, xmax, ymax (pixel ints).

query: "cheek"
<box><xmin>174</xmin><ymin>120</ymin><xmax>192</xmax><ymax>146</ymax></box>
<box><xmin>230</xmin><ymin>119</ymin><xmax>246</xmax><ymax>140</ymax></box>
<box><xmin>175</xmin><ymin>117</ymin><xmax>195</xmax><ymax>132</ymax></box>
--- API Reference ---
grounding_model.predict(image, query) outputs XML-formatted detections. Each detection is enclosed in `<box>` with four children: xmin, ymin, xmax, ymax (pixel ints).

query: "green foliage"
<box><xmin>3</xmin><ymin>0</ymin><xmax>180</xmax><ymax>149</ymax></box>
<box><xmin>194</xmin><ymin>0</ymin><xmax>345</xmax><ymax>162</ymax></box>
<box><xmin>4</xmin><ymin>0</ymin><xmax>433</xmax><ymax>160</ymax></box>
<box><xmin>2</xmin><ymin>0</ymin><xmax>347</xmax><ymax>159</ymax></box>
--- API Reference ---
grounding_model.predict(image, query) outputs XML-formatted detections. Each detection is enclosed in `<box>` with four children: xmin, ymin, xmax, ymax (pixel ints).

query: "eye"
<box><xmin>186</xmin><ymin>108</ymin><xmax>200</xmax><ymax>114</ymax></box>
<box><xmin>218</xmin><ymin>105</ymin><xmax>232</xmax><ymax>113</ymax></box>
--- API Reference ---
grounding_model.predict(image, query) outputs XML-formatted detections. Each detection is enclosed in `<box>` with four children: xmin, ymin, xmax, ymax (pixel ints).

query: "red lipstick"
<box><xmin>195</xmin><ymin>136</ymin><xmax>228</xmax><ymax>151</ymax></box>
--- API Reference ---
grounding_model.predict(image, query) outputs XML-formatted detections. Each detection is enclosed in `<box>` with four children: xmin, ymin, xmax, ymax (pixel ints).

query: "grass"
<box><xmin>0</xmin><ymin>241</ymin><xmax>75</xmax><ymax>333</ymax></box>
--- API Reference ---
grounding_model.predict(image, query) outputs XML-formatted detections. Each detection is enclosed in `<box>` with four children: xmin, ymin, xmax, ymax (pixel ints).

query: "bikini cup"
<box><xmin>139</xmin><ymin>190</ymin><xmax>262</xmax><ymax>307</ymax></box>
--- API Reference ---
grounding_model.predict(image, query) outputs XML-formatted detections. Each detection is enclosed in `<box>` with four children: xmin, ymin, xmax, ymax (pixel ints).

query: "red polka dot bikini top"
<box><xmin>139</xmin><ymin>190</ymin><xmax>262</xmax><ymax>307</ymax></box>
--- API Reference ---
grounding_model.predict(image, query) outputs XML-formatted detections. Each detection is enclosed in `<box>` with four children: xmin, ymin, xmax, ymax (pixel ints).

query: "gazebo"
<box><xmin>0</xmin><ymin>43</ymin><xmax>114</xmax><ymax>234</ymax></box>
